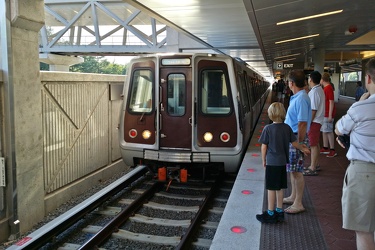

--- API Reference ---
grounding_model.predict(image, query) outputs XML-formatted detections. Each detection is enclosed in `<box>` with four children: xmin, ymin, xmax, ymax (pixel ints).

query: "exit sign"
<box><xmin>284</xmin><ymin>63</ymin><xmax>294</xmax><ymax>68</ymax></box>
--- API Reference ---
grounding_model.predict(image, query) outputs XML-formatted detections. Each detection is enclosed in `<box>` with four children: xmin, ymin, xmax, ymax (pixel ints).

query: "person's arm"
<box><xmin>297</xmin><ymin>121</ymin><xmax>307</xmax><ymax>142</ymax></box>
<box><xmin>328</xmin><ymin>99</ymin><xmax>334</xmax><ymax>122</ymax></box>
<box><xmin>261</xmin><ymin>144</ymin><xmax>267</xmax><ymax>168</ymax></box>
<box><xmin>291</xmin><ymin>141</ymin><xmax>310</xmax><ymax>155</ymax></box>
<box><xmin>311</xmin><ymin>110</ymin><xmax>317</xmax><ymax>122</ymax></box>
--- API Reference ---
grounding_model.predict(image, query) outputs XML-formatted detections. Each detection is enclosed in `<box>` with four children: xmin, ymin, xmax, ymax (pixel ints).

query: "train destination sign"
<box><xmin>161</xmin><ymin>58</ymin><xmax>191</xmax><ymax>66</ymax></box>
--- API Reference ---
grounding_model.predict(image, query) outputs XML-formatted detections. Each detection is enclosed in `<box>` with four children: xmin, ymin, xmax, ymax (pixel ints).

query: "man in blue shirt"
<box><xmin>283</xmin><ymin>70</ymin><xmax>312</xmax><ymax>214</ymax></box>
<box><xmin>355</xmin><ymin>81</ymin><xmax>365</xmax><ymax>101</ymax></box>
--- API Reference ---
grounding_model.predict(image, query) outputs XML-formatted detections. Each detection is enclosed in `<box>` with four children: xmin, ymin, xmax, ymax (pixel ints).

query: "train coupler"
<box><xmin>157</xmin><ymin>167</ymin><xmax>188</xmax><ymax>184</ymax></box>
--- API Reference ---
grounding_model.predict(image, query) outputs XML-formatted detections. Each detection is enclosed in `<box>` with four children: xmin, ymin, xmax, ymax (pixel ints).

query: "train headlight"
<box><xmin>220</xmin><ymin>132</ymin><xmax>230</xmax><ymax>142</ymax></box>
<box><xmin>142</xmin><ymin>130</ymin><xmax>152</xmax><ymax>139</ymax></box>
<box><xmin>203</xmin><ymin>132</ymin><xmax>213</xmax><ymax>142</ymax></box>
<box><xmin>129</xmin><ymin>129</ymin><xmax>137</xmax><ymax>138</ymax></box>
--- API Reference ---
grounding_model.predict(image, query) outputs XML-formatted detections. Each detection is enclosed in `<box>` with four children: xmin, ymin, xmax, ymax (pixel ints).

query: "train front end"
<box><xmin>119</xmin><ymin>54</ymin><xmax>245</xmax><ymax>180</ymax></box>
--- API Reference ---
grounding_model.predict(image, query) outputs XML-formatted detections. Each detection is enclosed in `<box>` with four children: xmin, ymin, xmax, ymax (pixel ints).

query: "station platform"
<box><xmin>210</xmin><ymin>92</ymin><xmax>356</xmax><ymax>250</ymax></box>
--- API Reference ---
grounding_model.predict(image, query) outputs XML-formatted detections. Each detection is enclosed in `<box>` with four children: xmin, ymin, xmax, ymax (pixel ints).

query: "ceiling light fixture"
<box><xmin>280</xmin><ymin>57</ymin><xmax>296</xmax><ymax>62</ymax></box>
<box><xmin>277</xmin><ymin>9</ymin><xmax>343</xmax><ymax>25</ymax></box>
<box><xmin>274</xmin><ymin>53</ymin><xmax>301</xmax><ymax>60</ymax></box>
<box><xmin>275</xmin><ymin>34</ymin><xmax>319</xmax><ymax>44</ymax></box>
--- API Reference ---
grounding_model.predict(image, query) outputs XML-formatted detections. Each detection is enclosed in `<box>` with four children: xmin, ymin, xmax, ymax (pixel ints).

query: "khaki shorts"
<box><xmin>342</xmin><ymin>160</ymin><xmax>375</xmax><ymax>232</ymax></box>
<box><xmin>320</xmin><ymin>117</ymin><xmax>334</xmax><ymax>133</ymax></box>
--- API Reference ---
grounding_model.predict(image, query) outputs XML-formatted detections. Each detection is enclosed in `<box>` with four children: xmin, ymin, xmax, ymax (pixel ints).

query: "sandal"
<box><xmin>303</xmin><ymin>168</ymin><xmax>318</xmax><ymax>176</ymax></box>
<box><xmin>304</xmin><ymin>165</ymin><xmax>321</xmax><ymax>171</ymax></box>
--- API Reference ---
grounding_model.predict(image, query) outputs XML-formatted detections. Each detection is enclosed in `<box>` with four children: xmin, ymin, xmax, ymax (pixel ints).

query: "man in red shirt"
<box><xmin>320</xmin><ymin>72</ymin><xmax>337</xmax><ymax>157</ymax></box>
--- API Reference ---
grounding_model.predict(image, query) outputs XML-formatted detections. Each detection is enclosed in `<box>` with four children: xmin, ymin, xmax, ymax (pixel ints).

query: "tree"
<box><xmin>40</xmin><ymin>55</ymin><xmax>127</xmax><ymax>75</ymax></box>
<box><xmin>69</xmin><ymin>56</ymin><xmax>127</xmax><ymax>75</ymax></box>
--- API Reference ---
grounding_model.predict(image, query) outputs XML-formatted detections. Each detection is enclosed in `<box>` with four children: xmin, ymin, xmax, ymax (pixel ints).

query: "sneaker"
<box><xmin>326</xmin><ymin>150</ymin><xmax>337</xmax><ymax>158</ymax></box>
<box><xmin>276</xmin><ymin>211</ymin><xmax>284</xmax><ymax>222</ymax></box>
<box><xmin>256</xmin><ymin>211</ymin><xmax>277</xmax><ymax>223</ymax></box>
<box><xmin>320</xmin><ymin>148</ymin><xmax>330</xmax><ymax>154</ymax></box>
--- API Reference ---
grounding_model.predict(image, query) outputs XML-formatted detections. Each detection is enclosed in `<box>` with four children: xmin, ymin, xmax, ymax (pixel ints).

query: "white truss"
<box><xmin>40</xmin><ymin>0</ymin><xmax>171</xmax><ymax>54</ymax></box>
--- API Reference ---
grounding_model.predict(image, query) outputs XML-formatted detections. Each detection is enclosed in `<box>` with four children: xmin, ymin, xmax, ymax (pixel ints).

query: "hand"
<box><xmin>300</xmin><ymin>144</ymin><xmax>310</xmax><ymax>155</ymax></box>
<box><xmin>360</xmin><ymin>92</ymin><xmax>370</xmax><ymax>101</ymax></box>
<box><xmin>328</xmin><ymin>117</ymin><xmax>333</xmax><ymax>123</ymax></box>
<box><xmin>336</xmin><ymin>136</ymin><xmax>345</xmax><ymax>148</ymax></box>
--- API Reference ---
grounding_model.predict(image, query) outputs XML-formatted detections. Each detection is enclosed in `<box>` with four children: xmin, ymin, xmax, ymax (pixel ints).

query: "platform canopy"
<box><xmin>41</xmin><ymin>0</ymin><xmax>375</xmax><ymax>79</ymax></box>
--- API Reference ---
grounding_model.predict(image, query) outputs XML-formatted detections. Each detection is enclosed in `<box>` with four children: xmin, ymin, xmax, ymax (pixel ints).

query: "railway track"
<box><xmin>7</xmin><ymin>166</ymin><xmax>234</xmax><ymax>250</ymax></box>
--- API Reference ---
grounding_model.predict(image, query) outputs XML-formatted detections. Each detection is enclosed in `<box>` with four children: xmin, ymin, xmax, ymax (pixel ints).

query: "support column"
<box><xmin>312</xmin><ymin>48</ymin><xmax>325</xmax><ymax>73</ymax></box>
<box><xmin>0</xmin><ymin>0</ymin><xmax>45</xmax><ymax>241</ymax></box>
<box><xmin>39</xmin><ymin>53</ymin><xmax>84</xmax><ymax>71</ymax></box>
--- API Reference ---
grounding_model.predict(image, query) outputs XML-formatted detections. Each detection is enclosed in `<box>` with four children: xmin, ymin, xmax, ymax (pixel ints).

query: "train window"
<box><xmin>167</xmin><ymin>73</ymin><xmax>186</xmax><ymax>116</ymax></box>
<box><xmin>128</xmin><ymin>69</ymin><xmax>153</xmax><ymax>113</ymax></box>
<box><xmin>200</xmin><ymin>69</ymin><xmax>231</xmax><ymax>115</ymax></box>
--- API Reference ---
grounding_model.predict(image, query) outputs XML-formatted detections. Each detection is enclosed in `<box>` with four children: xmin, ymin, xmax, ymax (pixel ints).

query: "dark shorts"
<box><xmin>308</xmin><ymin>122</ymin><xmax>322</xmax><ymax>146</ymax></box>
<box><xmin>265</xmin><ymin>165</ymin><xmax>287</xmax><ymax>190</ymax></box>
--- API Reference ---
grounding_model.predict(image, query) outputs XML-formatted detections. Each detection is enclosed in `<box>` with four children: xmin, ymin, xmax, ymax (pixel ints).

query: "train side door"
<box><xmin>159</xmin><ymin>68</ymin><xmax>192</xmax><ymax>149</ymax></box>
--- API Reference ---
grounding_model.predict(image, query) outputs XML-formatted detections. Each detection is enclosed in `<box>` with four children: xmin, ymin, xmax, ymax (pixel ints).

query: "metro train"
<box><xmin>119</xmin><ymin>53</ymin><xmax>269</xmax><ymax>180</ymax></box>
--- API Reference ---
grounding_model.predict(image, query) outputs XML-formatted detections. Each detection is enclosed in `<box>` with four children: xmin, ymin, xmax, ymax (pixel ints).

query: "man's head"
<box><xmin>365</xmin><ymin>58</ymin><xmax>375</xmax><ymax>93</ymax></box>
<box><xmin>288</xmin><ymin>70</ymin><xmax>305</xmax><ymax>93</ymax></box>
<box><xmin>309</xmin><ymin>71</ymin><xmax>322</xmax><ymax>86</ymax></box>
<box><xmin>366</xmin><ymin>59</ymin><xmax>375</xmax><ymax>83</ymax></box>
<box><xmin>321</xmin><ymin>72</ymin><xmax>331</xmax><ymax>86</ymax></box>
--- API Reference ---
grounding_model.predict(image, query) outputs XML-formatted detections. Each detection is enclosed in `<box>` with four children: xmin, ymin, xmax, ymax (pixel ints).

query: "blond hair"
<box><xmin>268</xmin><ymin>102</ymin><xmax>286</xmax><ymax>122</ymax></box>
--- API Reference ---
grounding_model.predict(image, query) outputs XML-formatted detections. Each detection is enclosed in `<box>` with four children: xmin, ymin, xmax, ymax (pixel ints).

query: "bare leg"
<box><xmin>356</xmin><ymin>231</ymin><xmax>375</xmax><ymax>250</ymax></box>
<box><xmin>267</xmin><ymin>190</ymin><xmax>276</xmax><ymax>211</ymax></box>
<box><xmin>291</xmin><ymin>172</ymin><xmax>305</xmax><ymax>209</ymax></box>
<box><xmin>310</xmin><ymin>145</ymin><xmax>319</xmax><ymax>170</ymax></box>
<box><xmin>276</xmin><ymin>189</ymin><xmax>284</xmax><ymax>209</ymax></box>
<box><xmin>327</xmin><ymin>131</ymin><xmax>335</xmax><ymax>150</ymax></box>
<box><xmin>285</xmin><ymin>173</ymin><xmax>296</xmax><ymax>200</ymax></box>
<box><xmin>322</xmin><ymin>132</ymin><xmax>328</xmax><ymax>148</ymax></box>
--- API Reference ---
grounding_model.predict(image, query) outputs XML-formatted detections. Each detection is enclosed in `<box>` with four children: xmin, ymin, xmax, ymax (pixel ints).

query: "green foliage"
<box><xmin>40</xmin><ymin>62</ymin><xmax>49</xmax><ymax>71</ymax></box>
<box><xmin>70</xmin><ymin>56</ymin><xmax>127</xmax><ymax>75</ymax></box>
<box><xmin>347</xmin><ymin>72</ymin><xmax>358</xmax><ymax>81</ymax></box>
<box><xmin>40</xmin><ymin>55</ymin><xmax>127</xmax><ymax>75</ymax></box>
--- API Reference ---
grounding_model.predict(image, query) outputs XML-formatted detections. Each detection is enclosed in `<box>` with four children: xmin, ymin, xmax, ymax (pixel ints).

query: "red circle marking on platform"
<box><xmin>259</xmin><ymin>130</ymin><xmax>262</xmax><ymax>133</ymax></box>
<box><xmin>251</xmin><ymin>153</ymin><xmax>259</xmax><ymax>157</ymax></box>
<box><xmin>261</xmin><ymin>121</ymin><xmax>265</xmax><ymax>124</ymax></box>
<box><xmin>231</xmin><ymin>226</ymin><xmax>247</xmax><ymax>234</ymax></box>
<box><xmin>241</xmin><ymin>190</ymin><xmax>254</xmax><ymax>195</ymax></box>
<box><xmin>247</xmin><ymin>168</ymin><xmax>255</xmax><ymax>172</ymax></box>
<box><xmin>255</xmin><ymin>143</ymin><xmax>260</xmax><ymax>147</ymax></box>
<box><xmin>257</xmin><ymin>136</ymin><xmax>260</xmax><ymax>139</ymax></box>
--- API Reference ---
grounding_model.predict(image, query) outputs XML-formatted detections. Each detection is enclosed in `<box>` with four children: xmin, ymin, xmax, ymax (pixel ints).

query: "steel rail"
<box><xmin>176</xmin><ymin>172</ymin><xmax>224</xmax><ymax>250</ymax></box>
<box><xmin>7</xmin><ymin>165</ymin><xmax>150</xmax><ymax>250</ymax></box>
<box><xmin>78</xmin><ymin>180</ymin><xmax>163</xmax><ymax>249</ymax></box>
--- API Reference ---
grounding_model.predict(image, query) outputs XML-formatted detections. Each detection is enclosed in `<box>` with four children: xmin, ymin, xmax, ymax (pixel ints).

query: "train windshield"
<box><xmin>128</xmin><ymin>69</ymin><xmax>153</xmax><ymax>113</ymax></box>
<box><xmin>200</xmin><ymin>69</ymin><xmax>231</xmax><ymax>115</ymax></box>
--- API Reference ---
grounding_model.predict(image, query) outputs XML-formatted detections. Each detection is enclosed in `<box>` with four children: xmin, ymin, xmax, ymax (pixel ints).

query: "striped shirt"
<box><xmin>336</xmin><ymin>94</ymin><xmax>375</xmax><ymax>163</ymax></box>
